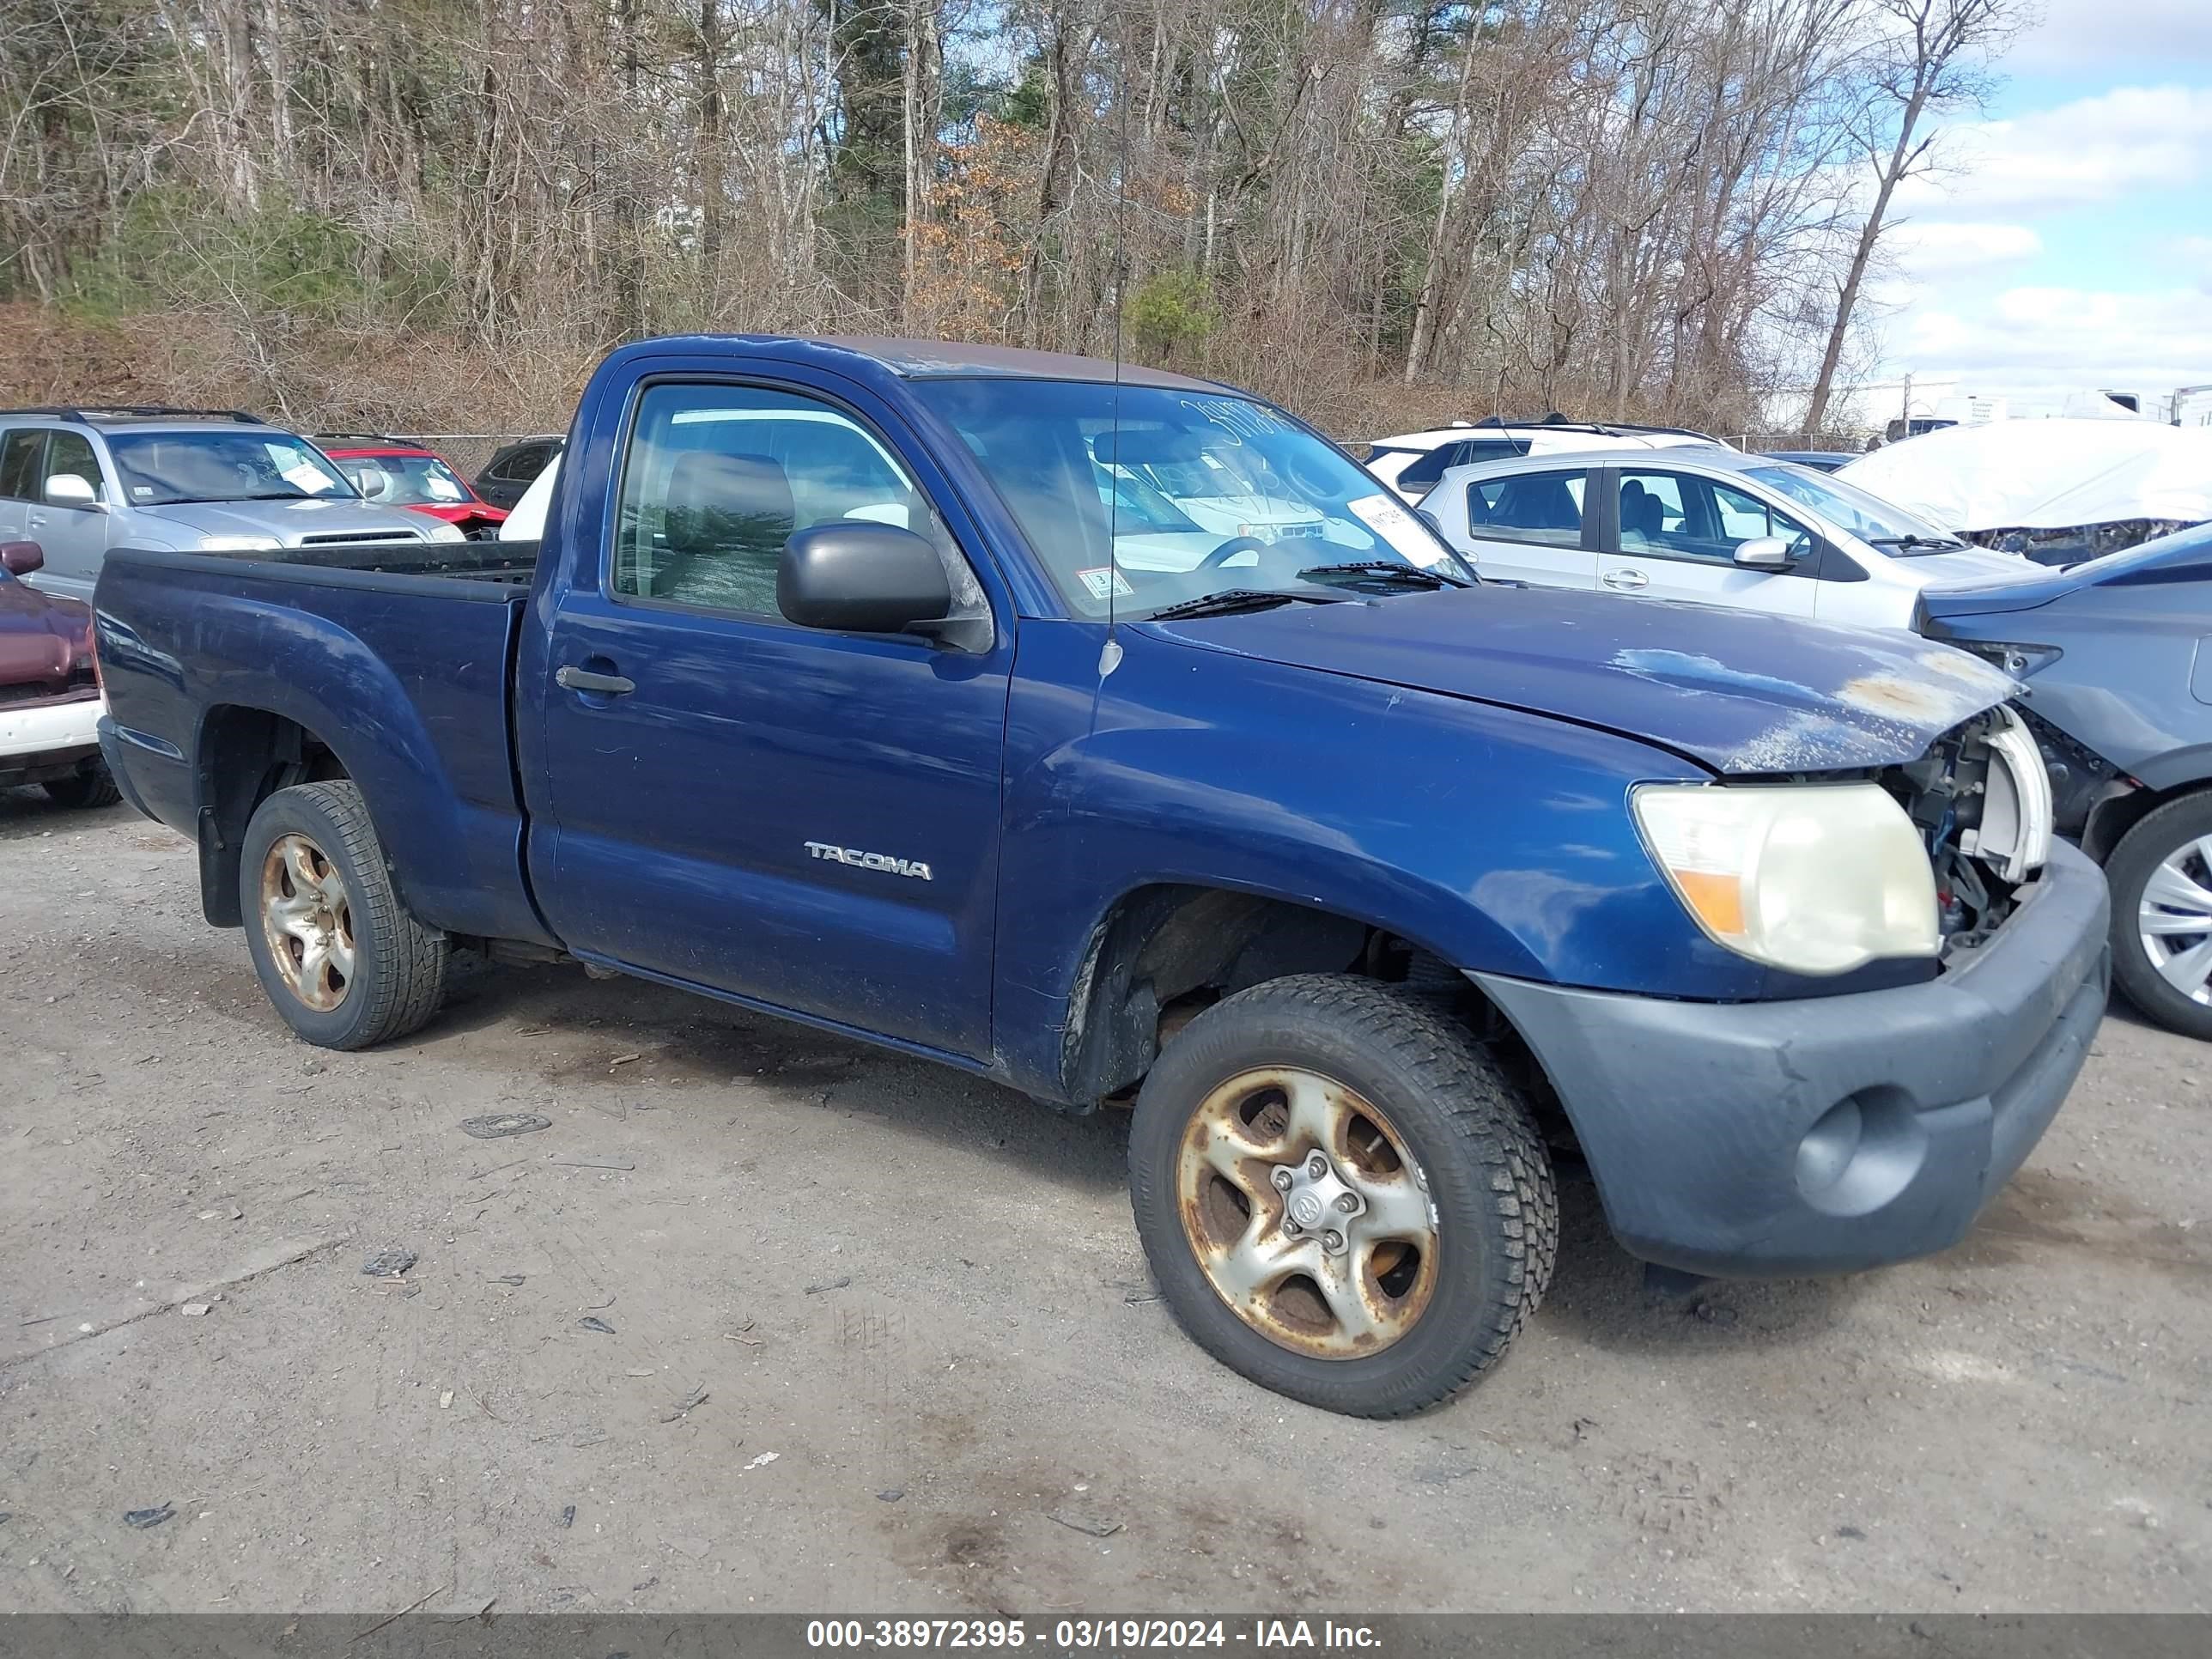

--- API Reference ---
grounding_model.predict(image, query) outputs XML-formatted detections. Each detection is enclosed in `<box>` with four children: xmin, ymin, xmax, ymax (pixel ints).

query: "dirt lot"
<box><xmin>3</xmin><ymin>788</ymin><xmax>2208</xmax><ymax>1617</ymax></box>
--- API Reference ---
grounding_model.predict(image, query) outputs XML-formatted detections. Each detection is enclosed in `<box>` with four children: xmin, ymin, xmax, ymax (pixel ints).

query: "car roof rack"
<box><xmin>0</xmin><ymin>404</ymin><xmax>266</xmax><ymax>424</ymax></box>
<box><xmin>1469</xmin><ymin>413</ymin><xmax>1720</xmax><ymax>443</ymax></box>
<box><xmin>313</xmin><ymin>431</ymin><xmax>424</xmax><ymax>447</ymax></box>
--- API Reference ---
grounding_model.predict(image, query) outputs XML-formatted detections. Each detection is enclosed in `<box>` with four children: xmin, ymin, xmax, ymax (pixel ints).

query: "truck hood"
<box><xmin>0</xmin><ymin>573</ymin><xmax>93</xmax><ymax>687</ymax></box>
<box><xmin>1144</xmin><ymin>584</ymin><xmax>2015</xmax><ymax>775</ymax></box>
<box><xmin>138</xmin><ymin>498</ymin><xmax>434</xmax><ymax>545</ymax></box>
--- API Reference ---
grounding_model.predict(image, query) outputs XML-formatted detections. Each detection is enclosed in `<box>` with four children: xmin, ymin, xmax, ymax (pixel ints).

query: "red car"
<box><xmin>313</xmin><ymin>434</ymin><xmax>509</xmax><ymax>539</ymax></box>
<box><xmin>0</xmin><ymin>540</ymin><xmax>115</xmax><ymax>807</ymax></box>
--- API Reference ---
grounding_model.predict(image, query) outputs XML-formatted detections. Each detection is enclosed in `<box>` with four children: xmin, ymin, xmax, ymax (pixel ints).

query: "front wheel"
<box><xmin>239</xmin><ymin>781</ymin><xmax>447</xmax><ymax>1050</ymax></box>
<box><xmin>2107</xmin><ymin>792</ymin><xmax>2212</xmax><ymax>1041</ymax></box>
<box><xmin>1127</xmin><ymin>974</ymin><xmax>1557</xmax><ymax>1418</ymax></box>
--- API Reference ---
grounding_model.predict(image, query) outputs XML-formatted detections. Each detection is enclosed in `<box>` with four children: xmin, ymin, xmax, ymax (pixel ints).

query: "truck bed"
<box><xmin>94</xmin><ymin>544</ymin><xmax>549</xmax><ymax>946</ymax></box>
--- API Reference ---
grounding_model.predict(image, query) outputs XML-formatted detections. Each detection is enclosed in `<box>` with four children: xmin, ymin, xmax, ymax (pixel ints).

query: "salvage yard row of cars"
<box><xmin>5</xmin><ymin>345</ymin><xmax>2209</xmax><ymax>1419</ymax></box>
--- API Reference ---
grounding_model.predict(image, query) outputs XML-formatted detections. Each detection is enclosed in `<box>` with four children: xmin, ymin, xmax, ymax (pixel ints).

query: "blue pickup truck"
<box><xmin>94</xmin><ymin>336</ymin><xmax>2110</xmax><ymax>1418</ymax></box>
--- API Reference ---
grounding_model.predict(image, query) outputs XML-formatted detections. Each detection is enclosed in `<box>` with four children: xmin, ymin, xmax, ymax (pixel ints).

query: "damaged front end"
<box><xmin>1883</xmin><ymin>704</ymin><xmax>2056</xmax><ymax>951</ymax></box>
<box><xmin>1966</xmin><ymin>518</ymin><xmax>2201</xmax><ymax>568</ymax></box>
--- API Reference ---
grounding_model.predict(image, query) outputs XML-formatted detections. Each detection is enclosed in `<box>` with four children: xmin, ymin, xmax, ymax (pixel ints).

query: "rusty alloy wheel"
<box><xmin>1176</xmin><ymin>1066</ymin><xmax>1439</xmax><ymax>1358</ymax></box>
<box><xmin>258</xmin><ymin>832</ymin><xmax>357</xmax><ymax>1012</ymax></box>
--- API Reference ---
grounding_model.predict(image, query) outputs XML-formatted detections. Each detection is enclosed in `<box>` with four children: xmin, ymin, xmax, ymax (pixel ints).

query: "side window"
<box><xmin>1467</xmin><ymin>469</ymin><xmax>1588</xmax><ymax>547</ymax></box>
<box><xmin>42</xmin><ymin>431</ymin><xmax>101</xmax><ymax>500</ymax></box>
<box><xmin>1618</xmin><ymin>471</ymin><xmax>1691</xmax><ymax>553</ymax></box>
<box><xmin>1711</xmin><ymin>479</ymin><xmax>1814</xmax><ymax>559</ymax></box>
<box><xmin>0</xmin><ymin>429</ymin><xmax>43</xmax><ymax>501</ymax></box>
<box><xmin>613</xmin><ymin>382</ymin><xmax>981</xmax><ymax>621</ymax></box>
<box><xmin>1619</xmin><ymin>471</ymin><xmax>1814</xmax><ymax>565</ymax></box>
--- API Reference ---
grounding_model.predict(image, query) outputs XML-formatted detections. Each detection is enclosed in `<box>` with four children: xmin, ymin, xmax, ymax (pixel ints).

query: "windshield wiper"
<box><xmin>1144</xmin><ymin>588</ymin><xmax>1352</xmax><ymax>622</ymax></box>
<box><xmin>1297</xmin><ymin>560</ymin><xmax>1471</xmax><ymax>590</ymax></box>
<box><xmin>1866</xmin><ymin>534</ymin><xmax>1966</xmax><ymax>553</ymax></box>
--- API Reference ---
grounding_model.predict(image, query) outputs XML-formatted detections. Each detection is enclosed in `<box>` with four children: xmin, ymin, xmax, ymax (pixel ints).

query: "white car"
<box><xmin>1417</xmin><ymin>447</ymin><xmax>2030</xmax><ymax>629</ymax></box>
<box><xmin>1366</xmin><ymin>418</ymin><xmax>1728</xmax><ymax>503</ymax></box>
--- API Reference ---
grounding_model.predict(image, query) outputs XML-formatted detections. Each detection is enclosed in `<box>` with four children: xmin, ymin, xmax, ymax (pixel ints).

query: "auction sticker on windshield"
<box><xmin>1077</xmin><ymin>566</ymin><xmax>1139</xmax><ymax>601</ymax></box>
<box><xmin>1346</xmin><ymin>493</ymin><xmax>1449</xmax><ymax>567</ymax></box>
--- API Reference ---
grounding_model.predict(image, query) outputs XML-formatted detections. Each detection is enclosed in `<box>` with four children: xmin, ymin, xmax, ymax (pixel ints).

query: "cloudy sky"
<box><xmin>1864</xmin><ymin>0</ymin><xmax>2212</xmax><ymax>417</ymax></box>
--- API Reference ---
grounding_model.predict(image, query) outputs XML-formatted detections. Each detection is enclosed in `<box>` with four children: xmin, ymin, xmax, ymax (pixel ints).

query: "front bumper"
<box><xmin>1473</xmin><ymin>839</ymin><xmax>2110</xmax><ymax>1277</ymax></box>
<box><xmin>0</xmin><ymin>692</ymin><xmax>102</xmax><ymax>773</ymax></box>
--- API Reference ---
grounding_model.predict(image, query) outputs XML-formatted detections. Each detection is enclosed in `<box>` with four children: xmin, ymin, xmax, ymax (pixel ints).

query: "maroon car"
<box><xmin>0</xmin><ymin>540</ymin><xmax>117</xmax><ymax>807</ymax></box>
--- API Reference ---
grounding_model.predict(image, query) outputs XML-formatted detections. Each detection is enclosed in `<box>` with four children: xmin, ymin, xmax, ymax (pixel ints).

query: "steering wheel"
<box><xmin>1197</xmin><ymin>535</ymin><xmax>1272</xmax><ymax>570</ymax></box>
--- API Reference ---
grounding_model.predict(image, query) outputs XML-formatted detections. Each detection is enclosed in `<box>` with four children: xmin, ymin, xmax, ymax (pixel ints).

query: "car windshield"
<box><xmin>1744</xmin><ymin>464</ymin><xmax>1964</xmax><ymax>553</ymax></box>
<box><xmin>343</xmin><ymin>453</ymin><xmax>476</xmax><ymax>507</ymax></box>
<box><xmin>913</xmin><ymin>379</ymin><xmax>1468</xmax><ymax>618</ymax></box>
<box><xmin>106</xmin><ymin>430</ymin><xmax>356</xmax><ymax>506</ymax></box>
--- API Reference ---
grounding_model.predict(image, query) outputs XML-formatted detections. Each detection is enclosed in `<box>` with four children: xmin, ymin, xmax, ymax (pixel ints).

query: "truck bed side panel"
<box><xmin>95</xmin><ymin>549</ymin><xmax>549</xmax><ymax>945</ymax></box>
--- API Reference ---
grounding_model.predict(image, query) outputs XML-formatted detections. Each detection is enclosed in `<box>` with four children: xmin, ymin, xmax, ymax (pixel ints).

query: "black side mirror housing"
<box><xmin>778</xmin><ymin>521</ymin><xmax>986</xmax><ymax>650</ymax></box>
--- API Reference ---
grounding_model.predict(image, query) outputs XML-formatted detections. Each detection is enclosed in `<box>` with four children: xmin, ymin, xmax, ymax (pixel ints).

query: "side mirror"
<box><xmin>0</xmin><ymin>539</ymin><xmax>44</xmax><ymax>576</ymax></box>
<box><xmin>779</xmin><ymin>522</ymin><xmax>980</xmax><ymax>648</ymax></box>
<box><xmin>1733</xmin><ymin>535</ymin><xmax>1797</xmax><ymax>570</ymax></box>
<box><xmin>1417</xmin><ymin>507</ymin><xmax>1446</xmax><ymax>536</ymax></box>
<box><xmin>44</xmin><ymin>472</ymin><xmax>100</xmax><ymax>509</ymax></box>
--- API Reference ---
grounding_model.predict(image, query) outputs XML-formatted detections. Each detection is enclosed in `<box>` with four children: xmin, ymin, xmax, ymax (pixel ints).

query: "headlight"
<box><xmin>1633</xmin><ymin>782</ymin><xmax>1937</xmax><ymax>975</ymax></box>
<box><xmin>426</xmin><ymin>521</ymin><xmax>467</xmax><ymax>543</ymax></box>
<box><xmin>198</xmin><ymin>534</ymin><xmax>282</xmax><ymax>553</ymax></box>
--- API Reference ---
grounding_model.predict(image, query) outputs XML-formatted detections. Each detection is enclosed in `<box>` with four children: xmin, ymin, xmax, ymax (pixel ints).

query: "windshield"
<box><xmin>106</xmin><ymin>430</ymin><xmax>356</xmax><ymax>507</ymax></box>
<box><xmin>1744</xmin><ymin>464</ymin><xmax>1963</xmax><ymax>553</ymax></box>
<box><xmin>342</xmin><ymin>453</ymin><xmax>476</xmax><ymax>508</ymax></box>
<box><xmin>914</xmin><ymin>379</ymin><xmax>1467</xmax><ymax>618</ymax></box>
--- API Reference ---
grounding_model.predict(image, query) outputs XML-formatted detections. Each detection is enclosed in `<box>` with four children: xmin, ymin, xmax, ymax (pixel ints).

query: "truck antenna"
<box><xmin>1102</xmin><ymin>15</ymin><xmax>1129</xmax><ymax>676</ymax></box>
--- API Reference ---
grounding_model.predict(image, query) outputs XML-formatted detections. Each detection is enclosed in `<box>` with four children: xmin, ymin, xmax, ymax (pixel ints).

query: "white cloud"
<box><xmin>1899</xmin><ymin>84</ymin><xmax>2212</xmax><ymax>218</ymax></box>
<box><xmin>2008</xmin><ymin>0</ymin><xmax>2212</xmax><ymax>75</ymax></box>
<box><xmin>1886</xmin><ymin>221</ymin><xmax>2043</xmax><ymax>279</ymax></box>
<box><xmin>1894</xmin><ymin>285</ymin><xmax>2212</xmax><ymax>398</ymax></box>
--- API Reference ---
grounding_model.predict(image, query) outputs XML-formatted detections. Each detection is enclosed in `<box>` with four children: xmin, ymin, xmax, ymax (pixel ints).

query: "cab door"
<box><xmin>1596</xmin><ymin>467</ymin><xmax>1818</xmax><ymax>617</ymax></box>
<box><xmin>525</xmin><ymin>369</ymin><xmax>1012</xmax><ymax>1060</ymax></box>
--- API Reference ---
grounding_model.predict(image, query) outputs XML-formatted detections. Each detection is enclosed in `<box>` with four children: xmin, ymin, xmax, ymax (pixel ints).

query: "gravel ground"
<box><xmin>2</xmin><ymin>788</ymin><xmax>2208</xmax><ymax>1616</ymax></box>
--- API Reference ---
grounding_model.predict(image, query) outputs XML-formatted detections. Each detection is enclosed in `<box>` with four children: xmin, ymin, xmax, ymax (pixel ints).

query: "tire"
<box><xmin>43</xmin><ymin>763</ymin><xmax>121</xmax><ymax>810</ymax></box>
<box><xmin>1127</xmin><ymin>973</ymin><xmax>1558</xmax><ymax>1418</ymax></box>
<box><xmin>239</xmin><ymin>781</ymin><xmax>447</xmax><ymax>1050</ymax></box>
<box><xmin>2106</xmin><ymin>792</ymin><xmax>2212</xmax><ymax>1042</ymax></box>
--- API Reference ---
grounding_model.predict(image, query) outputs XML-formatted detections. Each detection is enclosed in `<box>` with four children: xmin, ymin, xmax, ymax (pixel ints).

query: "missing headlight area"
<box><xmin>1886</xmin><ymin>706</ymin><xmax>2056</xmax><ymax>951</ymax></box>
<box><xmin>1965</xmin><ymin>518</ymin><xmax>2201</xmax><ymax>566</ymax></box>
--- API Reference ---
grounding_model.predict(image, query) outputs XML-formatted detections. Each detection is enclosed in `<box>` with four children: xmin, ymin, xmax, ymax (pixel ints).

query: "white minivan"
<box><xmin>1416</xmin><ymin>447</ymin><xmax>2030</xmax><ymax>628</ymax></box>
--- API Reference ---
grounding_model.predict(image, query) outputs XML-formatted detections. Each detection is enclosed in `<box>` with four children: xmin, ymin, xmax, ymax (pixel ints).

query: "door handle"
<box><xmin>556</xmin><ymin>664</ymin><xmax>635</xmax><ymax>696</ymax></box>
<box><xmin>1603</xmin><ymin>568</ymin><xmax>1649</xmax><ymax>591</ymax></box>
<box><xmin>26</xmin><ymin>512</ymin><xmax>47</xmax><ymax>529</ymax></box>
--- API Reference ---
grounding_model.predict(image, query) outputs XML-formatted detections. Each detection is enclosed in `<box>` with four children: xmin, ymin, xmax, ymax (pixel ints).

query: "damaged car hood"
<box><xmin>1145</xmin><ymin>585</ymin><xmax>2015</xmax><ymax>775</ymax></box>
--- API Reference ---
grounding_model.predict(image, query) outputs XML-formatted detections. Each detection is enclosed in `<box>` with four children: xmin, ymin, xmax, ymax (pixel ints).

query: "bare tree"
<box><xmin>1802</xmin><ymin>0</ymin><xmax>2023</xmax><ymax>435</ymax></box>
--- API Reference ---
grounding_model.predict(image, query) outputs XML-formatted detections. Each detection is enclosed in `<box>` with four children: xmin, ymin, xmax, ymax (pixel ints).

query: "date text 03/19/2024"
<box><xmin>805</xmin><ymin>1620</ymin><xmax>1382</xmax><ymax>1650</ymax></box>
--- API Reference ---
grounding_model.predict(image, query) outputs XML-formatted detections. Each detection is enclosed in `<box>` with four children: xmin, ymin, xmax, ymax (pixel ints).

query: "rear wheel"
<box><xmin>42</xmin><ymin>763</ymin><xmax>120</xmax><ymax>810</ymax></box>
<box><xmin>1128</xmin><ymin>974</ymin><xmax>1556</xmax><ymax>1418</ymax></box>
<box><xmin>239</xmin><ymin>781</ymin><xmax>447</xmax><ymax>1049</ymax></box>
<box><xmin>2107</xmin><ymin>792</ymin><xmax>2212</xmax><ymax>1041</ymax></box>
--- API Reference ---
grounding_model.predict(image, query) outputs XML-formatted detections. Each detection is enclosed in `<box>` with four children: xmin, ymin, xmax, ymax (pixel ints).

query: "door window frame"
<box><xmin>1597</xmin><ymin>465</ymin><xmax>1844</xmax><ymax>582</ymax></box>
<box><xmin>599</xmin><ymin>372</ymin><xmax>994</xmax><ymax>641</ymax></box>
<box><xmin>0</xmin><ymin>428</ymin><xmax>47</xmax><ymax>502</ymax></box>
<box><xmin>1462</xmin><ymin>465</ymin><xmax>1603</xmax><ymax>552</ymax></box>
<box><xmin>40</xmin><ymin>428</ymin><xmax>107</xmax><ymax>508</ymax></box>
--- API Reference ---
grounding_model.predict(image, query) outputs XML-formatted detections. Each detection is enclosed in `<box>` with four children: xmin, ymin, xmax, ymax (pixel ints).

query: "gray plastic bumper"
<box><xmin>1473</xmin><ymin>839</ymin><xmax>2111</xmax><ymax>1277</ymax></box>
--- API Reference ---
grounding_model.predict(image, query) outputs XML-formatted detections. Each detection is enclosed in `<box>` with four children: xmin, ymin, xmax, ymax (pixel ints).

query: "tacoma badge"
<box><xmin>805</xmin><ymin>841</ymin><xmax>934</xmax><ymax>881</ymax></box>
